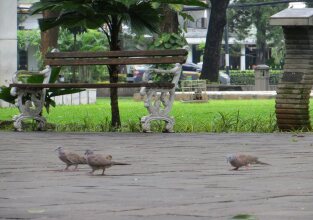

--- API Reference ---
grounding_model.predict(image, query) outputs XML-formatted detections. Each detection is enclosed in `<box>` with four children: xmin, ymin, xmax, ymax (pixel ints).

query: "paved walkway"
<box><xmin>1</xmin><ymin>132</ymin><xmax>313</xmax><ymax>220</ymax></box>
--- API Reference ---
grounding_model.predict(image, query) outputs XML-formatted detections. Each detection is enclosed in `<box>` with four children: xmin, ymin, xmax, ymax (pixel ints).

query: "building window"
<box><xmin>18</xmin><ymin>49</ymin><xmax>28</xmax><ymax>70</ymax></box>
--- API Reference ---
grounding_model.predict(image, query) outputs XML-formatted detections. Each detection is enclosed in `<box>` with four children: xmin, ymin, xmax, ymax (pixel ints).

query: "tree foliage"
<box><xmin>228</xmin><ymin>0</ymin><xmax>288</xmax><ymax>65</ymax></box>
<box><xmin>306</xmin><ymin>1</ymin><xmax>313</xmax><ymax>7</ymax></box>
<box><xmin>17</xmin><ymin>29</ymin><xmax>110</xmax><ymax>82</ymax></box>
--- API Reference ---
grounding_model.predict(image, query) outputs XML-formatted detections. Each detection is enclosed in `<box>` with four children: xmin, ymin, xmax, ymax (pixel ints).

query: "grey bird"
<box><xmin>55</xmin><ymin>146</ymin><xmax>87</xmax><ymax>171</ymax></box>
<box><xmin>226</xmin><ymin>154</ymin><xmax>270</xmax><ymax>170</ymax></box>
<box><xmin>84</xmin><ymin>150</ymin><xmax>130</xmax><ymax>175</ymax></box>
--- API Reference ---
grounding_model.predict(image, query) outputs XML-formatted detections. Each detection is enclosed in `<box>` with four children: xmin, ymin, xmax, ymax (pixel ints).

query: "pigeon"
<box><xmin>226</xmin><ymin>154</ymin><xmax>270</xmax><ymax>170</ymax></box>
<box><xmin>55</xmin><ymin>146</ymin><xmax>87</xmax><ymax>171</ymax></box>
<box><xmin>84</xmin><ymin>150</ymin><xmax>130</xmax><ymax>175</ymax></box>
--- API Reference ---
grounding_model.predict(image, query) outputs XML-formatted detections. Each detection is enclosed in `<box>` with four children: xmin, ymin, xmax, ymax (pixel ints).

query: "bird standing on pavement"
<box><xmin>84</xmin><ymin>150</ymin><xmax>130</xmax><ymax>175</ymax></box>
<box><xmin>226</xmin><ymin>154</ymin><xmax>270</xmax><ymax>170</ymax></box>
<box><xmin>55</xmin><ymin>146</ymin><xmax>87</xmax><ymax>171</ymax></box>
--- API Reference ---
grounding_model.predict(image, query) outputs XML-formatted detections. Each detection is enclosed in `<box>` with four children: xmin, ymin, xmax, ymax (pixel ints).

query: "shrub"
<box><xmin>230</xmin><ymin>70</ymin><xmax>283</xmax><ymax>85</ymax></box>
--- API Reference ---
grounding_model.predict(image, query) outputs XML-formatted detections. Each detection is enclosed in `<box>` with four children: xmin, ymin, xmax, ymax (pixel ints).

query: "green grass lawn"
<box><xmin>0</xmin><ymin>98</ymin><xmax>279</xmax><ymax>132</ymax></box>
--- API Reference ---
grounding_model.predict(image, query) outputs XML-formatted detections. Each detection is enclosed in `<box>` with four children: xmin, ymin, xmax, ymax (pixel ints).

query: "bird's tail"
<box><xmin>256</xmin><ymin>160</ymin><xmax>270</xmax><ymax>165</ymax></box>
<box><xmin>111</xmin><ymin>161</ymin><xmax>131</xmax><ymax>165</ymax></box>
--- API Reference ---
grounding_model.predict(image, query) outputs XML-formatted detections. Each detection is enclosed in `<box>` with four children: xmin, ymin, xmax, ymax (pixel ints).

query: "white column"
<box><xmin>240</xmin><ymin>44</ymin><xmax>246</xmax><ymax>71</ymax></box>
<box><xmin>0</xmin><ymin>0</ymin><xmax>17</xmax><ymax>107</ymax></box>
<box><xmin>186</xmin><ymin>45</ymin><xmax>192</xmax><ymax>63</ymax></box>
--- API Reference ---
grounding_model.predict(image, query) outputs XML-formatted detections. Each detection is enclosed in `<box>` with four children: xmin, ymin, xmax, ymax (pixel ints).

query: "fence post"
<box><xmin>254</xmin><ymin>64</ymin><xmax>270</xmax><ymax>91</ymax></box>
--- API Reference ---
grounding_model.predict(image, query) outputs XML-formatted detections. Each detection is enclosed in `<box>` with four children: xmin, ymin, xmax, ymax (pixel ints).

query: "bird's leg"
<box><xmin>232</xmin><ymin>167</ymin><xmax>239</xmax><ymax>171</ymax></box>
<box><xmin>101</xmin><ymin>169</ymin><xmax>106</xmax><ymax>176</ymax></box>
<box><xmin>89</xmin><ymin>169</ymin><xmax>95</xmax><ymax>175</ymax></box>
<box><xmin>73</xmin><ymin>164</ymin><xmax>78</xmax><ymax>171</ymax></box>
<box><xmin>64</xmin><ymin>164</ymin><xmax>70</xmax><ymax>171</ymax></box>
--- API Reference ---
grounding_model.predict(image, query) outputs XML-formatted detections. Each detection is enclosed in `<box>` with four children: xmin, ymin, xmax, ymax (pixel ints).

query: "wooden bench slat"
<box><xmin>45</xmin><ymin>49</ymin><xmax>188</xmax><ymax>59</ymax></box>
<box><xmin>45</xmin><ymin>56</ymin><xmax>186</xmax><ymax>66</ymax></box>
<box><xmin>10</xmin><ymin>82</ymin><xmax>175</xmax><ymax>89</ymax></box>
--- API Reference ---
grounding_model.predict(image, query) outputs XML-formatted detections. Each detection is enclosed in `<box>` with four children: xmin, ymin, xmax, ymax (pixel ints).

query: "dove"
<box><xmin>84</xmin><ymin>150</ymin><xmax>130</xmax><ymax>175</ymax></box>
<box><xmin>226</xmin><ymin>154</ymin><xmax>270</xmax><ymax>170</ymax></box>
<box><xmin>55</xmin><ymin>146</ymin><xmax>87</xmax><ymax>171</ymax></box>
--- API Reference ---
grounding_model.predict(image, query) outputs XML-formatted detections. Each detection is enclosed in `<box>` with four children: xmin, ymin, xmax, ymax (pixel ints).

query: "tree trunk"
<box><xmin>109</xmin><ymin>65</ymin><xmax>120</xmax><ymax>129</ymax></box>
<box><xmin>108</xmin><ymin>16</ymin><xmax>121</xmax><ymax>129</ymax></box>
<box><xmin>255</xmin><ymin>9</ymin><xmax>267</xmax><ymax>65</ymax></box>
<box><xmin>160</xmin><ymin>4</ymin><xmax>179</xmax><ymax>33</ymax></box>
<box><xmin>256</xmin><ymin>42</ymin><xmax>267</xmax><ymax>65</ymax></box>
<box><xmin>200</xmin><ymin>0</ymin><xmax>230</xmax><ymax>82</ymax></box>
<box><xmin>40</xmin><ymin>10</ymin><xmax>59</xmax><ymax>63</ymax></box>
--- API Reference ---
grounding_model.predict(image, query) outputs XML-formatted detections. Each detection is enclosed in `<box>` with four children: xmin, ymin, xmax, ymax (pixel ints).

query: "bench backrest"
<box><xmin>45</xmin><ymin>49</ymin><xmax>188</xmax><ymax>66</ymax></box>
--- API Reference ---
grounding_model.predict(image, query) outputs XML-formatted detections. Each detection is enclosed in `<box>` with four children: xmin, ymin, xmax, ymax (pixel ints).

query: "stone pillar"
<box><xmin>270</xmin><ymin>8</ymin><xmax>313</xmax><ymax>131</ymax></box>
<box><xmin>0</xmin><ymin>0</ymin><xmax>17</xmax><ymax>107</ymax></box>
<box><xmin>254</xmin><ymin>64</ymin><xmax>270</xmax><ymax>91</ymax></box>
<box><xmin>240</xmin><ymin>44</ymin><xmax>246</xmax><ymax>71</ymax></box>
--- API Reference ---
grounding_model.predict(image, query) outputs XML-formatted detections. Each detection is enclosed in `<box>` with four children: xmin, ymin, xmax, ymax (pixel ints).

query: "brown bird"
<box><xmin>84</xmin><ymin>150</ymin><xmax>130</xmax><ymax>175</ymax></box>
<box><xmin>226</xmin><ymin>154</ymin><xmax>270</xmax><ymax>170</ymax></box>
<box><xmin>55</xmin><ymin>146</ymin><xmax>87</xmax><ymax>171</ymax></box>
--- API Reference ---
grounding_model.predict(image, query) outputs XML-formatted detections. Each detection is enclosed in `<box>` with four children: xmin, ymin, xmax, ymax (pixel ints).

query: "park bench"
<box><xmin>9</xmin><ymin>49</ymin><xmax>188</xmax><ymax>132</ymax></box>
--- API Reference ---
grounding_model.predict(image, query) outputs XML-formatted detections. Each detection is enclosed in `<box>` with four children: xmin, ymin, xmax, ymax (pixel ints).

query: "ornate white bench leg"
<box><xmin>141</xmin><ymin>116</ymin><xmax>152</xmax><ymax>133</ymax></box>
<box><xmin>141</xmin><ymin>115</ymin><xmax>175</xmax><ymax>133</ymax></box>
<box><xmin>12</xmin><ymin>115</ymin><xmax>23</xmax><ymax>132</ymax></box>
<box><xmin>11</xmin><ymin>89</ymin><xmax>47</xmax><ymax>131</ymax></box>
<box><xmin>10</xmin><ymin>66</ymin><xmax>51</xmax><ymax>131</ymax></box>
<box><xmin>140</xmin><ymin>88</ymin><xmax>176</xmax><ymax>133</ymax></box>
<box><xmin>140</xmin><ymin>63</ymin><xmax>181</xmax><ymax>133</ymax></box>
<box><xmin>13</xmin><ymin>114</ymin><xmax>46</xmax><ymax>131</ymax></box>
<box><xmin>165</xmin><ymin>117</ymin><xmax>175</xmax><ymax>133</ymax></box>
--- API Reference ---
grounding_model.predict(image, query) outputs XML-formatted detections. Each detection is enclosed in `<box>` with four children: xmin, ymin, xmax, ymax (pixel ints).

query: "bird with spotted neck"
<box><xmin>55</xmin><ymin>146</ymin><xmax>87</xmax><ymax>171</ymax></box>
<box><xmin>226</xmin><ymin>154</ymin><xmax>270</xmax><ymax>170</ymax></box>
<box><xmin>84</xmin><ymin>150</ymin><xmax>130</xmax><ymax>175</ymax></box>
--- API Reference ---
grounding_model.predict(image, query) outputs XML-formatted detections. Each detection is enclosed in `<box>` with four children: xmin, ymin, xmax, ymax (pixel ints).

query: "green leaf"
<box><xmin>26</xmin><ymin>75</ymin><xmax>44</xmax><ymax>84</ymax></box>
<box><xmin>50</xmin><ymin>99</ymin><xmax>56</xmax><ymax>108</ymax></box>
<box><xmin>163</xmin><ymin>34</ymin><xmax>171</xmax><ymax>41</ymax></box>
<box><xmin>44</xmin><ymin>99</ymin><xmax>51</xmax><ymax>114</ymax></box>
<box><xmin>49</xmin><ymin>67</ymin><xmax>62</xmax><ymax>83</ymax></box>
<box><xmin>0</xmin><ymin>87</ymin><xmax>16</xmax><ymax>104</ymax></box>
<box><xmin>169</xmin><ymin>39</ymin><xmax>176</xmax><ymax>44</ymax></box>
<box><xmin>179</xmin><ymin>12</ymin><xmax>194</xmax><ymax>22</ymax></box>
<box><xmin>172</xmin><ymin>33</ymin><xmax>181</xmax><ymax>39</ymax></box>
<box><xmin>164</xmin><ymin>43</ymin><xmax>172</xmax><ymax>49</ymax></box>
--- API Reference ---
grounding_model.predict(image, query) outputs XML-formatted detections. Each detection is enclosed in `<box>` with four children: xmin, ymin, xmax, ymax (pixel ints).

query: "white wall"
<box><xmin>185</xmin><ymin>10</ymin><xmax>209</xmax><ymax>29</ymax></box>
<box><xmin>52</xmin><ymin>90</ymin><xmax>97</xmax><ymax>105</ymax></box>
<box><xmin>27</xmin><ymin>45</ymin><xmax>39</xmax><ymax>71</ymax></box>
<box><xmin>19</xmin><ymin>14</ymin><xmax>41</xmax><ymax>30</ymax></box>
<box><xmin>0</xmin><ymin>0</ymin><xmax>17</xmax><ymax>107</ymax></box>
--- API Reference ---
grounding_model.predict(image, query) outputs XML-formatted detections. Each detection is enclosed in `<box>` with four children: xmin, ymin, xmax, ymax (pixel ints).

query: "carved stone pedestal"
<box><xmin>10</xmin><ymin>66</ymin><xmax>51</xmax><ymax>131</ymax></box>
<box><xmin>270</xmin><ymin>9</ymin><xmax>313</xmax><ymax>131</ymax></box>
<box><xmin>140</xmin><ymin>64</ymin><xmax>181</xmax><ymax>133</ymax></box>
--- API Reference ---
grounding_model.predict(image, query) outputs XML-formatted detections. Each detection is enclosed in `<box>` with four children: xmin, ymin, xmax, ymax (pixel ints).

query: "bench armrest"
<box><xmin>142</xmin><ymin>63</ymin><xmax>182</xmax><ymax>87</ymax></box>
<box><xmin>139</xmin><ymin>63</ymin><xmax>182</xmax><ymax>97</ymax></box>
<box><xmin>10</xmin><ymin>65</ymin><xmax>52</xmax><ymax>96</ymax></box>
